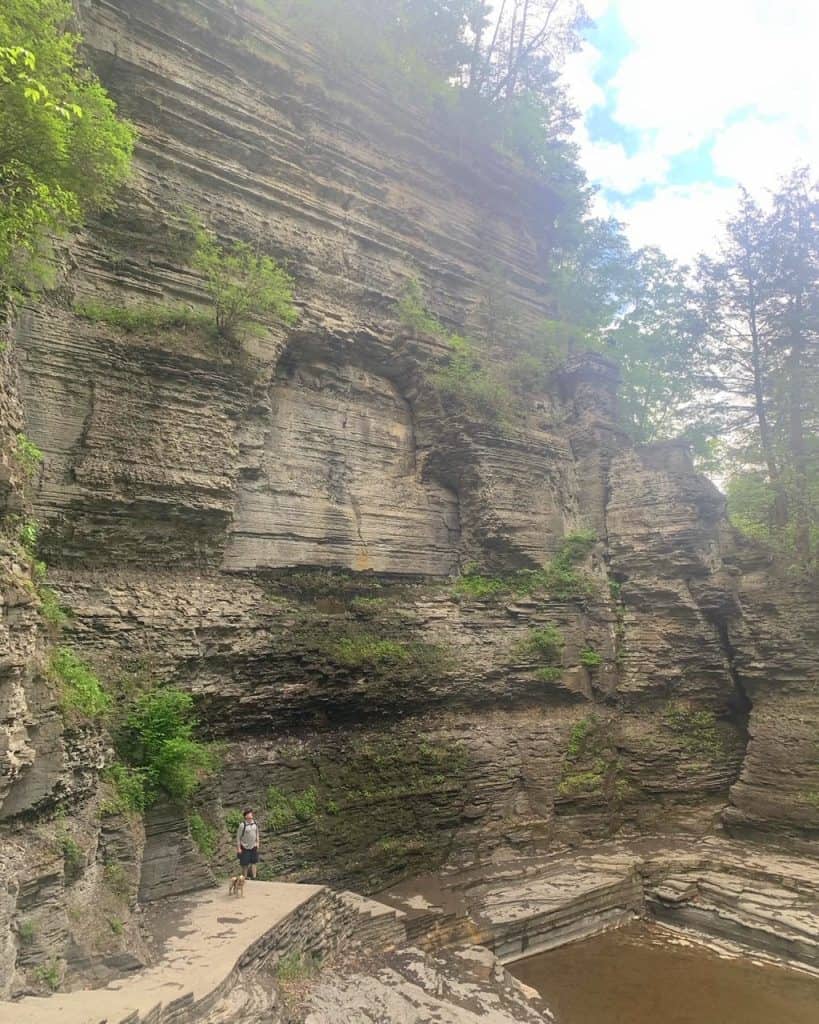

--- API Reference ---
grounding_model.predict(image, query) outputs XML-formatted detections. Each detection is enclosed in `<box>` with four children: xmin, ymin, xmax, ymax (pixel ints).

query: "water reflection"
<box><xmin>507</xmin><ymin>923</ymin><xmax>819</xmax><ymax>1024</ymax></box>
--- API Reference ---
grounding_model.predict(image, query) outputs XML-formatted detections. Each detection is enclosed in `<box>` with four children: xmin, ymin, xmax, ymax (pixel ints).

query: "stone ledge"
<box><xmin>6</xmin><ymin>883</ymin><xmax>324</xmax><ymax>1024</ymax></box>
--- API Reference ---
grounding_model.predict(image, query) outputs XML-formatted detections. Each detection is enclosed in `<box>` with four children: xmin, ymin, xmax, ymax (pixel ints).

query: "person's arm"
<box><xmin>236</xmin><ymin>823</ymin><xmax>243</xmax><ymax>853</ymax></box>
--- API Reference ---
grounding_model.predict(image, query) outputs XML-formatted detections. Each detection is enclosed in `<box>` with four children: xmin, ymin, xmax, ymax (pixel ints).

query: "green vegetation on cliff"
<box><xmin>192</xmin><ymin>222</ymin><xmax>299</xmax><ymax>343</ymax></box>
<box><xmin>50</xmin><ymin>647</ymin><xmax>110</xmax><ymax>719</ymax></box>
<box><xmin>399</xmin><ymin>277</ymin><xmax>513</xmax><ymax>426</ymax></box>
<box><xmin>115</xmin><ymin>689</ymin><xmax>219</xmax><ymax>807</ymax></box>
<box><xmin>453</xmin><ymin>531</ymin><xmax>597</xmax><ymax>601</ymax></box>
<box><xmin>13</xmin><ymin>433</ymin><xmax>43</xmax><ymax>480</ymax></box>
<box><xmin>662</xmin><ymin>702</ymin><xmax>724</xmax><ymax>760</ymax></box>
<box><xmin>74</xmin><ymin>300</ymin><xmax>213</xmax><ymax>336</ymax></box>
<box><xmin>0</xmin><ymin>0</ymin><xmax>135</xmax><ymax>302</ymax></box>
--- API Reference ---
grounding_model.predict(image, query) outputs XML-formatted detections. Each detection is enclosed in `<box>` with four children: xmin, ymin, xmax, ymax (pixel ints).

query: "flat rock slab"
<box><xmin>4</xmin><ymin>882</ymin><xmax>323</xmax><ymax>1024</ymax></box>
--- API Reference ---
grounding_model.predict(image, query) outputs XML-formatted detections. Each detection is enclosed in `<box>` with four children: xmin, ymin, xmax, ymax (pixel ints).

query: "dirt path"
<box><xmin>4</xmin><ymin>881</ymin><xmax>323</xmax><ymax>1024</ymax></box>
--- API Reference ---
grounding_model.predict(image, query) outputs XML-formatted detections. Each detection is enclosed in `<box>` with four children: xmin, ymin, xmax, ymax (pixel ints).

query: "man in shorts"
<box><xmin>236</xmin><ymin>808</ymin><xmax>260</xmax><ymax>879</ymax></box>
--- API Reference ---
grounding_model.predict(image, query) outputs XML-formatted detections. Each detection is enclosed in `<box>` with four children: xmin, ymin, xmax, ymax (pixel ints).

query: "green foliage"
<box><xmin>18</xmin><ymin>517</ymin><xmax>38</xmax><ymax>556</ymax></box>
<box><xmin>192</xmin><ymin>224</ymin><xmax>298</xmax><ymax>343</ymax></box>
<box><xmin>102</xmin><ymin>862</ymin><xmax>129</xmax><ymax>898</ymax></box>
<box><xmin>605</xmin><ymin>247</ymin><xmax>701</xmax><ymax>441</ymax></box>
<box><xmin>556</xmin><ymin>716</ymin><xmax>631</xmax><ymax>803</ymax></box>
<box><xmin>348</xmin><ymin>596</ymin><xmax>389</xmax><ymax>616</ymax></box>
<box><xmin>553</xmin><ymin>530</ymin><xmax>596</xmax><ymax>567</ymax></box>
<box><xmin>431</xmin><ymin>332</ymin><xmax>514</xmax><ymax>425</ymax></box>
<box><xmin>253</xmin><ymin>1</ymin><xmax>585</xmax><ymax>207</ymax></box>
<box><xmin>332</xmin><ymin>636</ymin><xmax>410</xmax><ymax>667</ymax></box>
<box><xmin>536</xmin><ymin>666</ymin><xmax>563</xmax><ymax>683</ymax></box>
<box><xmin>266</xmin><ymin>786</ymin><xmax>319</xmax><ymax>831</ymax></box>
<box><xmin>266</xmin><ymin>788</ymin><xmax>296</xmax><ymax>831</ymax></box>
<box><xmin>291</xmin><ymin>787</ymin><xmax>319</xmax><ymax>822</ymax></box>
<box><xmin>506</xmin><ymin>319</ymin><xmax>570</xmax><ymax>394</ymax></box>
<box><xmin>453</xmin><ymin>533</ymin><xmax>596</xmax><ymax>603</ymax></box>
<box><xmin>108</xmin><ymin>918</ymin><xmax>124</xmax><ymax>936</ymax></box>
<box><xmin>397</xmin><ymin>277</ymin><xmax>444</xmax><ymax>336</ymax></box>
<box><xmin>308</xmin><ymin>621</ymin><xmax>451</xmax><ymax>680</ymax></box>
<box><xmin>39</xmin><ymin>585</ymin><xmax>69</xmax><ymax>627</ymax></box>
<box><xmin>0</xmin><ymin>0</ymin><xmax>135</xmax><ymax>300</ymax></box>
<box><xmin>188</xmin><ymin>813</ymin><xmax>217</xmax><ymax>858</ymax></box>
<box><xmin>58</xmin><ymin>834</ymin><xmax>83</xmax><ymax>879</ymax></box>
<box><xmin>50</xmin><ymin>647</ymin><xmax>110</xmax><ymax>719</ymax></box>
<box><xmin>34</xmin><ymin>959</ymin><xmax>61</xmax><ymax>991</ymax></box>
<box><xmin>519</xmin><ymin>625</ymin><xmax>564</xmax><ymax>663</ymax></box>
<box><xmin>116</xmin><ymin>688</ymin><xmax>218</xmax><ymax>806</ymax></box>
<box><xmin>580</xmin><ymin>649</ymin><xmax>602</xmax><ymax>668</ymax></box>
<box><xmin>557</xmin><ymin>765</ymin><xmax>605</xmax><ymax>797</ymax></box>
<box><xmin>74</xmin><ymin>299</ymin><xmax>213</xmax><ymax>335</ymax></box>
<box><xmin>452</xmin><ymin>569</ymin><xmax>508</xmax><ymax>599</ymax></box>
<box><xmin>275</xmin><ymin>949</ymin><xmax>322</xmax><ymax>983</ymax></box>
<box><xmin>725</xmin><ymin>472</ymin><xmax>778</xmax><ymax>543</ymax></box>
<box><xmin>690</xmin><ymin>173</ymin><xmax>819</xmax><ymax>568</ymax></box>
<box><xmin>397</xmin><ymin>279</ymin><xmax>514</xmax><ymax>426</ymax></box>
<box><xmin>304</xmin><ymin>732</ymin><xmax>470</xmax><ymax>887</ymax></box>
<box><xmin>566</xmin><ymin>717</ymin><xmax>595</xmax><ymax>759</ymax></box>
<box><xmin>102</xmin><ymin>763</ymin><xmax>148</xmax><ymax>814</ymax></box>
<box><xmin>225</xmin><ymin>808</ymin><xmax>244</xmax><ymax>834</ymax></box>
<box><xmin>663</xmin><ymin>703</ymin><xmax>724</xmax><ymax>759</ymax></box>
<box><xmin>18</xmin><ymin>919</ymin><xmax>36</xmax><ymax>944</ymax></box>
<box><xmin>14</xmin><ymin>433</ymin><xmax>43</xmax><ymax>479</ymax></box>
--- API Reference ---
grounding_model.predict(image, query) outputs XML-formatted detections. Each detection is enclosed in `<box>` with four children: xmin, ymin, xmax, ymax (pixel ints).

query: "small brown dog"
<box><xmin>228</xmin><ymin>874</ymin><xmax>245</xmax><ymax>897</ymax></box>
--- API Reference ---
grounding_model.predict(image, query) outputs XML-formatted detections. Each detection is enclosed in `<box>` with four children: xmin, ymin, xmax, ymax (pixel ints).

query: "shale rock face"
<box><xmin>224</xmin><ymin>354</ymin><xmax>460</xmax><ymax>575</ymax></box>
<box><xmin>1</xmin><ymin>0</ymin><xmax>817</xmax><ymax>999</ymax></box>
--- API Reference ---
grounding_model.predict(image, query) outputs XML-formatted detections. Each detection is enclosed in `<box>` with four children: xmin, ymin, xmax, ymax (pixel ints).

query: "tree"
<box><xmin>0</xmin><ymin>0</ymin><xmax>135</xmax><ymax>302</ymax></box>
<box><xmin>694</xmin><ymin>190</ymin><xmax>786</xmax><ymax>523</ymax></box>
<box><xmin>192</xmin><ymin>225</ymin><xmax>298</xmax><ymax>343</ymax></box>
<box><xmin>765</xmin><ymin>169</ymin><xmax>818</xmax><ymax>561</ymax></box>
<box><xmin>606</xmin><ymin>247</ymin><xmax>702</xmax><ymax>442</ymax></box>
<box><xmin>465</xmin><ymin>0</ymin><xmax>588</xmax><ymax>104</ymax></box>
<box><xmin>692</xmin><ymin>171</ymin><xmax>818</xmax><ymax>566</ymax></box>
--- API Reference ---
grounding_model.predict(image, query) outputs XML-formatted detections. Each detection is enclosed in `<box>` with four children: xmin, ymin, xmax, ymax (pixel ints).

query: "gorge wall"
<box><xmin>0</xmin><ymin>0</ymin><xmax>817</xmax><ymax>999</ymax></box>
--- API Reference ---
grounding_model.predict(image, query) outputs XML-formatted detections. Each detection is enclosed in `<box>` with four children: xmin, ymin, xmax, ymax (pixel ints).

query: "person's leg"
<box><xmin>250</xmin><ymin>849</ymin><xmax>258</xmax><ymax>879</ymax></box>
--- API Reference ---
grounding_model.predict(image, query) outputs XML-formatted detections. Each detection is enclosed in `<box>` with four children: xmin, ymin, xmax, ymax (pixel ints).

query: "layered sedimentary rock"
<box><xmin>1</xmin><ymin>0</ymin><xmax>817</xmax><ymax>1001</ymax></box>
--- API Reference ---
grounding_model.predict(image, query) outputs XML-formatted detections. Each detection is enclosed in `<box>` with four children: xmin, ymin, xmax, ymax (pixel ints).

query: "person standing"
<box><xmin>236</xmin><ymin>808</ymin><xmax>260</xmax><ymax>879</ymax></box>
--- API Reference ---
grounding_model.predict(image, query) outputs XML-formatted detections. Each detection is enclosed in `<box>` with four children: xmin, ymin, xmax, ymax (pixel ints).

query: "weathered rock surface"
<box><xmin>382</xmin><ymin>836</ymin><xmax>819</xmax><ymax>975</ymax></box>
<box><xmin>301</xmin><ymin>945</ymin><xmax>554</xmax><ymax>1024</ymax></box>
<box><xmin>1</xmin><ymin>0</ymin><xmax>817</xmax><ymax>1001</ymax></box>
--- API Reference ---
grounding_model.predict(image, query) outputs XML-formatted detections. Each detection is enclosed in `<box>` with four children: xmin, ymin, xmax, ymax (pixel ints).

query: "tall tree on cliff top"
<box><xmin>694</xmin><ymin>170</ymin><xmax>818</xmax><ymax>565</ymax></box>
<box><xmin>765</xmin><ymin>169</ymin><xmax>819</xmax><ymax>561</ymax></box>
<box><xmin>605</xmin><ymin>246</ymin><xmax>702</xmax><ymax>443</ymax></box>
<box><xmin>0</xmin><ymin>0</ymin><xmax>135</xmax><ymax>305</ymax></box>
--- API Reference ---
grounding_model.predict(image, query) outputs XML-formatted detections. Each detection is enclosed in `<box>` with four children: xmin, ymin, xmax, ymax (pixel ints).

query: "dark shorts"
<box><xmin>238</xmin><ymin>847</ymin><xmax>259</xmax><ymax>867</ymax></box>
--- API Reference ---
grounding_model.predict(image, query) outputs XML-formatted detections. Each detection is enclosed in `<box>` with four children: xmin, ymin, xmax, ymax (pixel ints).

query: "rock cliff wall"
<box><xmin>0</xmin><ymin>0</ymin><xmax>816</xmax><ymax>998</ymax></box>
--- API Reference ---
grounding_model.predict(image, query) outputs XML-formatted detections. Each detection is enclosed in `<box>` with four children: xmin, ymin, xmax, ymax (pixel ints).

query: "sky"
<box><xmin>559</xmin><ymin>0</ymin><xmax>819</xmax><ymax>262</ymax></box>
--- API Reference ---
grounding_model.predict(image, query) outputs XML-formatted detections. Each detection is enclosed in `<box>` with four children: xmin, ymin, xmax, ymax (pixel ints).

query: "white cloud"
<box><xmin>560</xmin><ymin>1</ymin><xmax>819</xmax><ymax>257</ymax></box>
<box><xmin>575</xmin><ymin>124</ymin><xmax>669</xmax><ymax>193</ymax></box>
<box><xmin>711</xmin><ymin>118</ymin><xmax>812</xmax><ymax>193</ymax></box>
<box><xmin>561</xmin><ymin>43</ymin><xmax>606</xmax><ymax>114</ymax></box>
<box><xmin>611</xmin><ymin>0</ymin><xmax>819</xmax><ymax>161</ymax></box>
<box><xmin>609</xmin><ymin>183</ymin><xmax>739</xmax><ymax>263</ymax></box>
<box><xmin>581</xmin><ymin>0</ymin><xmax>612</xmax><ymax>19</ymax></box>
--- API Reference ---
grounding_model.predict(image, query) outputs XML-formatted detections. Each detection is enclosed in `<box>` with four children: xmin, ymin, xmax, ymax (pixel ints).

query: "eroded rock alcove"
<box><xmin>225</xmin><ymin>354</ymin><xmax>460</xmax><ymax>575</ymax></box>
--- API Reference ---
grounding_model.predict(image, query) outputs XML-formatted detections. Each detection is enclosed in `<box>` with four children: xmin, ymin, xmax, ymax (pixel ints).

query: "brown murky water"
<box><xmin>507</xmin><ymin>923</ymin><xmax>819</xmax><ymax>1024</ymax></box>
